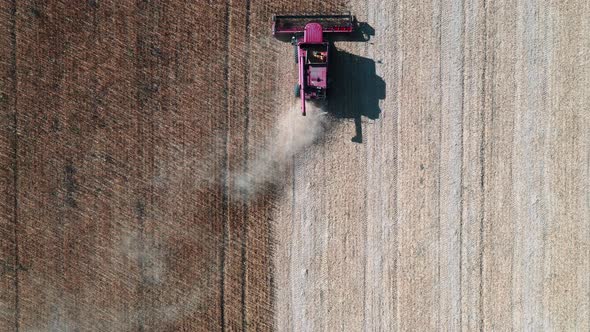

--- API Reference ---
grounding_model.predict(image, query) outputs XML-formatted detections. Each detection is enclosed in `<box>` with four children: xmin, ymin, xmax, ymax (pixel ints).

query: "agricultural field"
<box><xmin>0</xmin><ymin>1</ymin><xmax>588</xmax><ymax>331</ymax></box>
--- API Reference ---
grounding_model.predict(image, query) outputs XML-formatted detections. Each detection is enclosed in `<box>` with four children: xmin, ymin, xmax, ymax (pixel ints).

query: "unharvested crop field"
<box><xmin>0</xmin><ymin>1</ymin><xmax>588</xmax><ymax>331</ymax></box>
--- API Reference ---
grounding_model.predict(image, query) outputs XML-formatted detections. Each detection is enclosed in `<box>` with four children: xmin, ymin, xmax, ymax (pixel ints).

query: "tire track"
<box><xmin>479</xmin><ymin>1</ymin><xmax>489</xmax><ymax>328</ymax></box>
<box><xmin>241</xmin><ymin>3</ymin><xmax>252</xmax><ymax>330</ymax></box>
<box><xmin>219</xmin><ymin>0</ymin><xmax>232</xmax><ymax>329</ymax></box>
<box><xmin>10</xmin><ymin>0</ymin><xmax>20</xmax><ymax>330</ymax></box>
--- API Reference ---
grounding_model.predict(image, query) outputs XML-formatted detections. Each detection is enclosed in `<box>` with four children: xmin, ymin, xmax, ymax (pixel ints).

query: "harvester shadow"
<box><xmin>325</xmin><ymin>48</ymin><xmax>385</xmax><ymax>143</ymax></box>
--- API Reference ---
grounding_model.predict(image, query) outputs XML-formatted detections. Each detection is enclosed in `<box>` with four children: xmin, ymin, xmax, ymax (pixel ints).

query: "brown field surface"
<box><xmin>0</xmin><ymin>1</ymin><xmax>588</xmax><ymax>331</ymax></box>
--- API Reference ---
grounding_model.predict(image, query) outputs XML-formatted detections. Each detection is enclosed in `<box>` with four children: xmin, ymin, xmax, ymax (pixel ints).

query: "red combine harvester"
<box><xmin>272</xmin><ymin>14</ymin><xmax>355</xmax><ymax>116</ymax></box>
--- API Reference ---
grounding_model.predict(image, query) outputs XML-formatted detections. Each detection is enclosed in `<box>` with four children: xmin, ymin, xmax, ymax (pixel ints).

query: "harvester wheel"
<box><xmin>294</xmin><ymin>84</ymin><xmax>300</xmax><ymax>97</ymax></box>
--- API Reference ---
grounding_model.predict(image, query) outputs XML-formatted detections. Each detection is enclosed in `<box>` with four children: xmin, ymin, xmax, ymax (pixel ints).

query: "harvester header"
<box><xmin>272</xmin><ymin>13</ymin><xmax>354</xmax><ymax>35</ymax></box>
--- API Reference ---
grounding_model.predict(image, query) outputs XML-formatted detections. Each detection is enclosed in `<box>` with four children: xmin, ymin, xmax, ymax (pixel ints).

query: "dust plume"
<box><xmin>235</xmin><ymin>102</ymin><xmax>328</xmax><ymax>199</ymax></box>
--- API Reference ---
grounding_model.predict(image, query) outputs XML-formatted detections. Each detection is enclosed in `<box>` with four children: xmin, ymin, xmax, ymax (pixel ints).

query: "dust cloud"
<box><xmin>234</xmin><ymin>102</ymin><xmax>328</xmax><ymax>199</ymax></box>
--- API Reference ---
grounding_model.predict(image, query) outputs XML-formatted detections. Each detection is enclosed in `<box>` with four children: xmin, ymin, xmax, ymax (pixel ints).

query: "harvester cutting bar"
<box><xmin>273</xmin><ymin>14</ymin><xmax>354</xmax><ymax>35</ymax></box>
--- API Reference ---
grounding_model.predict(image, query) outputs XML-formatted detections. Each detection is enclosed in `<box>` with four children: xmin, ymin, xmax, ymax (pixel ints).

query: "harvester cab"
<box><xmin>272</xmin><ymin>13</ymin><xmax>355</xmax><ymax>116</ymax></box>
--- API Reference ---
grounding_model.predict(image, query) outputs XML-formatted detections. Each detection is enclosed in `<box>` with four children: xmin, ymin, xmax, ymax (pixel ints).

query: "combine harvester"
<box><xmin>272</xmin><ymin>13</ymin><xmax>356</xmax><ymax>116</ymax></box>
